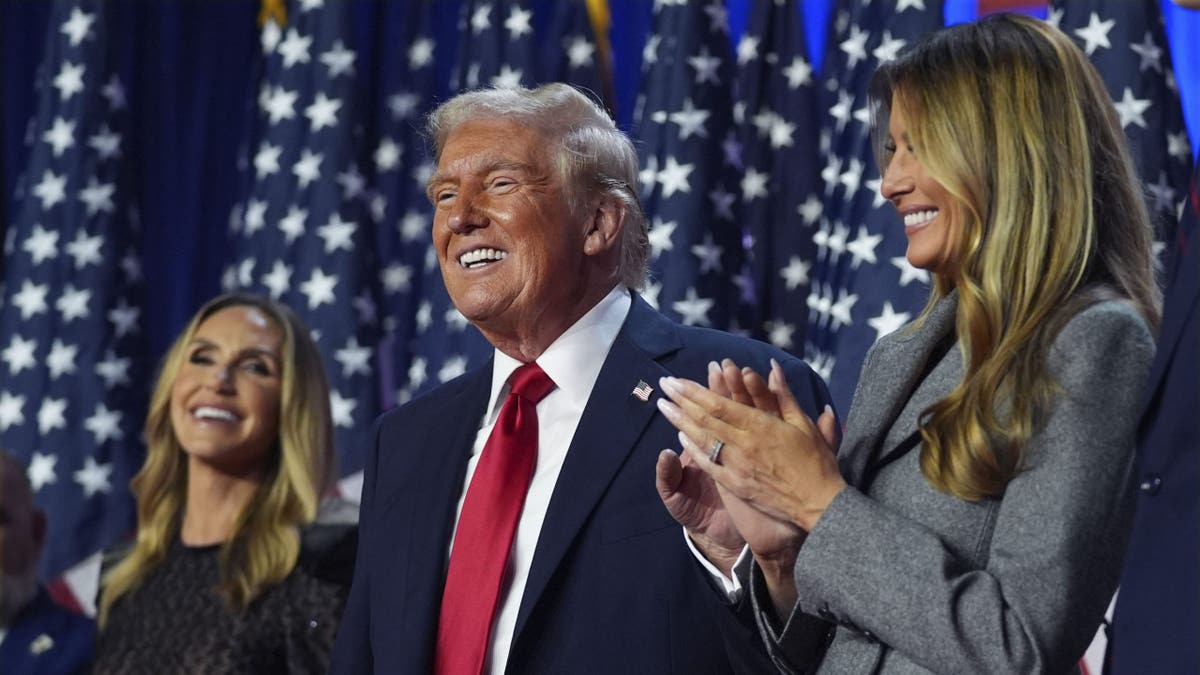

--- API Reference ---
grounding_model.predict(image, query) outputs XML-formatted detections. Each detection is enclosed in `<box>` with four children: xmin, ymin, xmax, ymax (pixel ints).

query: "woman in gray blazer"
<box><xmin>654</xmin><ymin>14</ymin><xmax>1160</xmax><ymax>674</ymax></box>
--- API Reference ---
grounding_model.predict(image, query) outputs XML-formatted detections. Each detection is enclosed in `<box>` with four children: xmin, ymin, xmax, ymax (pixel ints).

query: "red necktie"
<box><xmin>434</xmin><ymin>363</ymin><xmax>556</xmax><ymax>675</ymax></box>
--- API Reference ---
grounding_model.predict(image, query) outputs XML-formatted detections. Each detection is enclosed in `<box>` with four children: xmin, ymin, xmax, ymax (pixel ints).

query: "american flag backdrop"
<box><xmin>802</xmin><ymin>0</ymin><xmax>944</xmax><ymax>409</ymax></box>
<box><xmin>734</xmin><ymin>0</ymin><xmax>823</xmax><ymax>355</ymax></box>
<box><xmin>359</xmin><ymin>0</ymin><xmax>448</xmax><ymax>410</ymax></box>
<box><xmin>634</xmin><ymin>0</ymin><xmax>756</xmax><ymax>334</ymax></box>
<box><xmin>223</xmin><ymin>0</ymin><xmax>383</xmax><ymax>476</ymax></box>
<box><xmin>2</xmin><ymin>1</ymin><xmax>1197</xmax><ymax>639</ymax></box>
<box><xmin>1049</xmin><ymin>0</ymin><xmax>1193</xmax><ymax>267</ymax></box>
<box><xmin>0</xmin><ymin>0</ymin><xmax>148</xmax><ymax>612</ymax></box>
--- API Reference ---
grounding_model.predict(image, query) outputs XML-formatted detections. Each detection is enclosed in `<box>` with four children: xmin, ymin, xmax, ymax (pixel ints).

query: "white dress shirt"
<box><xmin>684</xmin><ymin>530</ymin><xmax>751</xmax><ymax>600</ymax></box>
<box><xmin>446</xmin><ymin>285</ymin><xmax>631</xmax><ymax>675</ymax></box>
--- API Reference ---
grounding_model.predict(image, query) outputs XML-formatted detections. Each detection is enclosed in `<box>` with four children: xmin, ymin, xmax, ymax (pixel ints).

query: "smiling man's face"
<box><xmin>428</xmin><ymin>118</ymin><xmax>599</xmax><ymax>356</ymax></box>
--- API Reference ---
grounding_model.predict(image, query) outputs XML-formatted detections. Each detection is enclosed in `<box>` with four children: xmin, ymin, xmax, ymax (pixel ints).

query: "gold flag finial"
<box><xmin>586</xmin><ymin>0</ymin><xmax>611</xmax><ymax>66</ymax></box>
<box><xmin>259</xmin><ymin>0</ymin><xmax>287</xmax><ymax>28</ymax></box>
<box><xmin>585</xmin><ymin>0</ymin><xmax>616</xmax><ymax>115</ymax></box>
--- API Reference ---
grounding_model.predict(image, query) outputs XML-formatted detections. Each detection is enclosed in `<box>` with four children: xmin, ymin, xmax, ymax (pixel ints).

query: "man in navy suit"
<box><xmin>0</xmin><ymin>451</ymin><xmax>94</xmax><ymax>675</ymax></box>
<box><xmin>331</xmin><ymin>83</ymin><xmax>833</xmax><ymax>674</ymax></box>
<box><xmin>1107</xmin><ymin>158</ymin><xmax>1199</xmax><ymax>673</ymax></box>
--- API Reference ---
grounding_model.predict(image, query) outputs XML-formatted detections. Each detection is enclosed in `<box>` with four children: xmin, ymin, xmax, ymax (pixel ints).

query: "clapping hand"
<box><xmin>655</xmin><ymin>360</ymin><xmax>846</xmax><ymax>615</ymax></box>
<box><xmin>657</xmin><ymin>359</ymin><xmax>844</xmax><ymax>533</ymax></box>
<box><xmin>655</xmin><ymin>360</ymin><xmax>759</xmax><ymax>576</ymax></box>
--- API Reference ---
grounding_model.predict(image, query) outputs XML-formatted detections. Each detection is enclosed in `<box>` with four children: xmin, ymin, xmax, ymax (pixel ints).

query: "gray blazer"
<box><xmin>752</xmin><ymin>290</ymin><xmax>1155</xmax><ymax>674</ymax></box>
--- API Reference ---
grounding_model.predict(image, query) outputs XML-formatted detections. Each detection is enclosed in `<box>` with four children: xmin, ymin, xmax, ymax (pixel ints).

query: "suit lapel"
<box><xmin>841</xmin><ymin>291</ymin><xmax>958</xmax><ymax>487</ymax></box>
<box><xmin>511</xmin><ymin>295</ymin><xmax>679</xmax><ymax>643</ymax></box>
<box><xmin>385</xmin><ymin>364</ymin><xmax>492</xmax><ymax>659</ymax></box>
<box><xmin>1141</xmin><ymin>236</ymin><xmax>1199</xmax><ymax>416</ymax></box>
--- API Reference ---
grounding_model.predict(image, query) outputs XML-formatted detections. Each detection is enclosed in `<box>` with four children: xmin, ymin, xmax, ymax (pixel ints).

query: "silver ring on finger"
<box><xmin>708</xmin><ymin>438</ymin><xmax>725</xmax><ymax>465</ymax></box>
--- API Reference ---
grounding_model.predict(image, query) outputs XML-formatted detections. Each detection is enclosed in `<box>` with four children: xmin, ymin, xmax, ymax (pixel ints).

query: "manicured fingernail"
<box><xmin>656</xmin><ymin>397</ymin><xmax>680</xmax><ymax>418</ymax></box>
<box><xmin>659</xmin><ymin>376</ymin><xmax>682</xmax><ymax>394</ymax></box>
<box><xmin>708</xmin><ymin>360</ymin><xmax>721</xmax><ymax>374</ymax></box>
<box><xmin>677</xmin><ymin>430</ymin><xmax>691</xmax><ymax>449</ymax></box>
<box><xmin>824</xmin><ymin>404</ymin><xmax>834</xmax><ymax>416</ymax></box>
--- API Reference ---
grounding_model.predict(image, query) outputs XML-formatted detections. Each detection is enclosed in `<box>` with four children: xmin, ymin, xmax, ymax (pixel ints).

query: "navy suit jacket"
<box><xmin>0</xmin><ymin>587</ymin><xmax>94</xmax><ymax>675</ymax></box>
<box><xmin>1109</xmin><ymin>165</ymin><xmax>1200</xmax><ymax>674</ymax></box>
<box><xmin>331</xmin><ymin>293</ymin><xmax>834</xmax><ymax>674</ymax></box>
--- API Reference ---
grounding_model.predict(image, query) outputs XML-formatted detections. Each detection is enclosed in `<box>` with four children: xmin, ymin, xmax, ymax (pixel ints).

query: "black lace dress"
<box><xmin>93</xmin><ymin>525</ymin><xmax>354</xmax><ymax>675</ymax></box>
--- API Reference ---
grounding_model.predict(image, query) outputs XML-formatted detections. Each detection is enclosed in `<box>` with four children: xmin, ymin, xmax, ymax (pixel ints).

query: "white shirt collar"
<box><xmin>486</xmin><ymin>285</ymin><xmax>632</xmax><ymax>419</ymax></box>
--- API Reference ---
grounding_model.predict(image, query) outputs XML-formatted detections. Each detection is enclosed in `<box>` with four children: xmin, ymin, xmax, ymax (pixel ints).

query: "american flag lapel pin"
<box><xmin>30</xmin><ymin>634</ymin><xmax>54</xmax><ymax>655</ymax></box>
<box><xmin>632</xmin><ymin>380</ymin><xmax>654</xmax><ymax>401</ymax></box>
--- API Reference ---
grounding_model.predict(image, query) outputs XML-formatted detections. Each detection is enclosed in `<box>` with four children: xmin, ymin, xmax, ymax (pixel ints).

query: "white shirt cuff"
<box><xmin>683</xmin><ymin>527</ymin><xmax>752</xmax><ymax>602</ymax></box>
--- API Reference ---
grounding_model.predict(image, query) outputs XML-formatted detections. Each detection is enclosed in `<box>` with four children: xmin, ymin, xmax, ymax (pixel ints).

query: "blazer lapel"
<box><xmin>840</xmin><ymin>291</ymin><xmax>958</xmax><ymax>487</ymax></box>
<box><xmin>511</xmin><ymin>295</ymin><xmax>680</xmax><ymax>643</ymax></box>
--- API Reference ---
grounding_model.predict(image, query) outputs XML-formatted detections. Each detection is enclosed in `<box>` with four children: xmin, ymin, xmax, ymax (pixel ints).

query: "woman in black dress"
<box><xmin>94</xmin><ymin>293</ymin><xmax>352</xmax><ymax>674</ymax></box>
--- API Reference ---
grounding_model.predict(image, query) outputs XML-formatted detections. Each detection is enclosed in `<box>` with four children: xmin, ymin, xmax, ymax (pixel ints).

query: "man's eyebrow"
<box><xmin>485</xmin><ymin>160</ymin><xmax>532</xmax><ymax>173</ymax></box>
<box><xmin>426</xmin><ymin>171</ymin><xmax>449</xmax><ymax>196</ymax></box>
<box><xmin>426</xmin><ymin>160</ymin><xmax>534</xmax><ymax>196</ymax></box>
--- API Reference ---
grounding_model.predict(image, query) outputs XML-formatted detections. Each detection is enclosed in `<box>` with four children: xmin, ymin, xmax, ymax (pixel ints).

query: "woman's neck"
<box><xmin>179</xmin><ymin>459</ymin><xmax>263</xmax><ymax>546</ymax></box>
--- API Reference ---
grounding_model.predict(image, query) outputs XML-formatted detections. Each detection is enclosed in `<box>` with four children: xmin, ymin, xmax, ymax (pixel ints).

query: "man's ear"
<box><xmin>583</xmin><ymin>196</ymin><xmax>625</xmax><ymax>257</ymax></box>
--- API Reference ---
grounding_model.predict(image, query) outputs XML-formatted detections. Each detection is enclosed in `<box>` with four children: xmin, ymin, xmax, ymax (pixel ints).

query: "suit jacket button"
<box><xmin>1139</xmin><ymin>474</ymin><xmax>1163</xmax><ymax>495</ymax></box>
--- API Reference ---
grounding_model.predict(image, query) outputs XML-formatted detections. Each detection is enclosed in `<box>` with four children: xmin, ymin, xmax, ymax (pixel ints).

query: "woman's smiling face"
<box><xmin>880</xmin><ymin>95</ymin><xmax>963</xmax><ymax>278</ymax></box>
<box><xmin>169</xmin><ymin>305</ymin><xmax>284</xmax><ymax>477</ymax></box>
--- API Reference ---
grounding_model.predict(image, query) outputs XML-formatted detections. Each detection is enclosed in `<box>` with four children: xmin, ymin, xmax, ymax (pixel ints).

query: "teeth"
<box><xmin>194</xmin><ymin>406</ymin><xmax>238</xmax><ymax>422</ymax></box>
<box><xmin>459</xmin><ymin>248</ymin><xmax>508</xmax><ymax>268</ymax></box>
<box><xmin>904</xmin><ymin>209</ymin><xmax>938</xmax><ymax>227</ymax></box>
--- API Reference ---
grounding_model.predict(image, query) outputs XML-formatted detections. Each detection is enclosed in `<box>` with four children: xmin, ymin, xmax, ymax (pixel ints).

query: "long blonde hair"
<box><xmin>99</xmin><ymin>293</ymin><xmax>334</xmax><ymax>623</ymax></box>
<box><xmin>869</xmin><ymin>14</ymin><xmax>1160</xmax><ymax>500</ymax></box>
